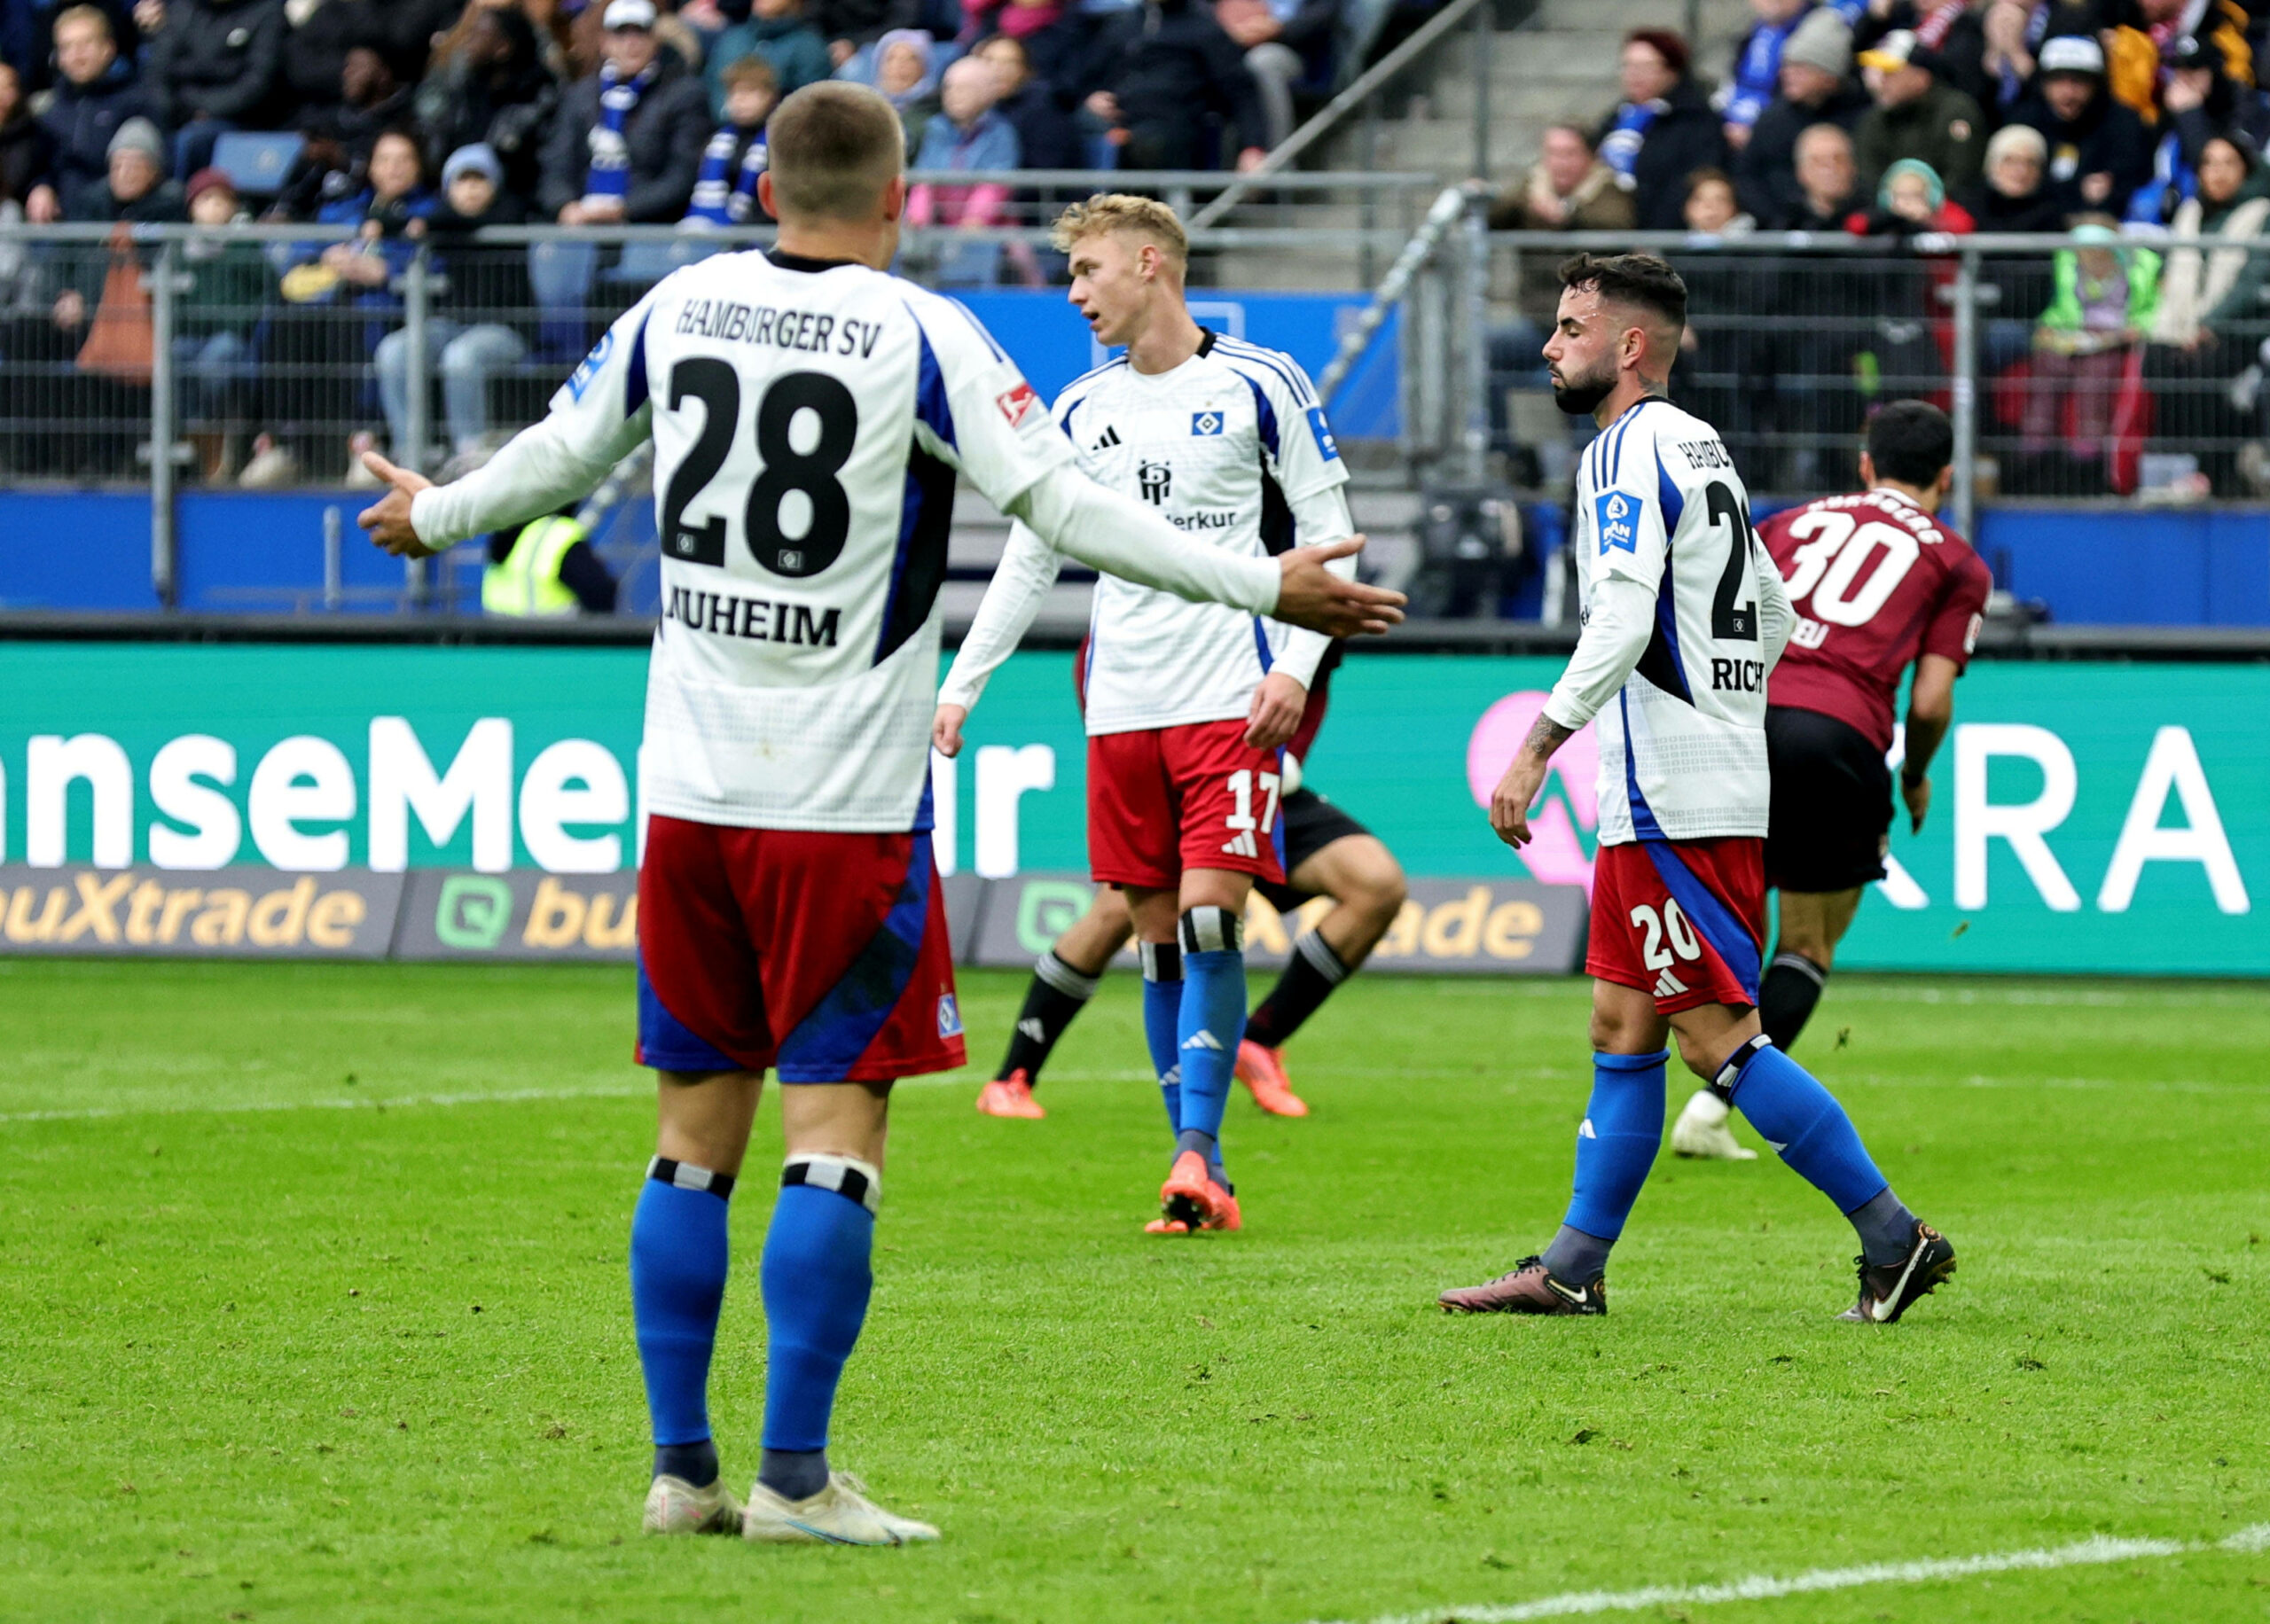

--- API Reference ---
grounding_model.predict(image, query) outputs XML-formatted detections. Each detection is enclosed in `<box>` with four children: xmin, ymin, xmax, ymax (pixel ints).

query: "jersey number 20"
<box><xmin>661</xmin><ymin>361</ymin><xmax>859</xmax><ymax>578</ymax></box>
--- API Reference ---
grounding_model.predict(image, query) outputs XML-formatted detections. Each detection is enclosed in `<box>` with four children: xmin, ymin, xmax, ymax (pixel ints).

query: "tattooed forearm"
<box><xmin>1522</xmin><ymin>714</ymin><xmax>1576</xmax><ymax>760</ymax></box>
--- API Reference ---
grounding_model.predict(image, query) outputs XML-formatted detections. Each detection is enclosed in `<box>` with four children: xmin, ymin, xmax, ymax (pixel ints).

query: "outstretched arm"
<box><xmin>935</xmin><ymin>521</ymin><xmax>1062</xmax><ymax>753</ymax></box>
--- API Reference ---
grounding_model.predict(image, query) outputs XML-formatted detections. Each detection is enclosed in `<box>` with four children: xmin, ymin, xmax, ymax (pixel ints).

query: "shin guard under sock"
<box><xmin>758</xmin><ymin>1155</ymin><xmax>879</xmax><ymax>1495</ymax></box>
<box><xmin>1562</xmin><ymin>1049</ymin><xmax>1669</xmax><ymax>1247</ymax></box>
<box><xmin>630</xmin><ymin>1159</ymin><xmax>734</xmax><ymax>1479</ymax></box>
<box><xmin>1140</xmin><ymin>941</ymin><xmax>1183</xmax><ymax>1135</ymax></box>
<box><xmin>1243</xmin><ymin>929</ymin><xmax>1349</xmax><ymax>1049</ymax></box>
<box><xmin>1720</xmin><ymin>1036</ymin><xmax>1908</xmax><ymax>1260</ymax></box>
<box><xmin>1758</xmin><ymin>952</ymin><xmax>1828</xmax><ymax>1051</ymax></box>
<box><xmin>1175</xmin><ymin>907</ymin><xmax>1246</xmax><ymax>1151</ymax></box>
<box><xmin>998</xmin><ymin>949</ymin><xmax>1100</xmax><ymax>1086</ymax></box>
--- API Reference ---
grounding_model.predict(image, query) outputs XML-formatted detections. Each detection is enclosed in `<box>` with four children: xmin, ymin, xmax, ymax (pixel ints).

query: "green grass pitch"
<box><xmin>1</xmin><ymin>959</ymin><xmax>2265</xmax><ymax>1624</ymax></box>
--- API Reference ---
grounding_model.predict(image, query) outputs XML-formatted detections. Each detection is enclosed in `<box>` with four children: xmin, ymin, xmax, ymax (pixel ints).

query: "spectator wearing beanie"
<box><xmin>1961</xmin><ymin>122</ymin><xmax>2063</xmax><ymax>230</ymax></box>
<box><xmin>1852</xmin><ymin>27</ymin><xmax>1983</xmax><ymax>197</ymax></box>
<box><xmin>2013</xmin><ymin>34</ymin><xmax>2153</xmax><ymax>219</ymax></box>
<box><xmin>28</xmin><ymin>4</ymin><xmax>160</xmax><ymax>222</ymax></box>
<box><xmin>144</xmin><ymin>0</ymin><xmax>290</xmax><ymax>178</ymax></box>
<box><xmin>1735</xmin><ymin>5</ymin><xmax>1869</xmax><ymax>226</ymax></box>
<box><xmin>1596</xmin><ymin>27</ymin><xmax>1726</xmax><ymax>231</ymax></box>
<box><xmin>374</xmin><ymin>142</ymin><xmax>534</xmax><ymax>477</ymax></box>
<box><xmin>176</xmin><ymin>168</ymin><xmax>269</xmax><ymax>445</ymax></box>
<box><xmin>54</xmin><ymin>118</ymin><xmax>183</xmax><ymax>347</ymax></box>
<box><xmin>1720</xmin><ymin>0</ymin><xmax>1816</xmax><ymax>152</ymax></box>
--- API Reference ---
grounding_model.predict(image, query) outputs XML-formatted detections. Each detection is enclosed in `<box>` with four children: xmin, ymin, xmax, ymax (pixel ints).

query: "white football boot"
<box><xmin>642</xmin><ymin>1473</ymin><xmax>745</xmax><ymax>1534</ymax></box>
<box><xmin>742</xmin><ymin>1472</ymin><xmax>941</xmax><ymax>1545</ymax></box>
<box><xmin>1671</xmin><ymin>1089</ymin><xmax>1758</xmax><ymax>1160</ymax></box>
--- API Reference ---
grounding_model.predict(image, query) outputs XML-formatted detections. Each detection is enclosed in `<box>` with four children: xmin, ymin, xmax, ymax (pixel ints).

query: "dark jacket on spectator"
<box><xmin>1786</xmin><ymin>187</ymin><xmax>1858</xmax><ymax>231</ymax></box>
<box><xmin>703</xmin><ymin>14</ymin><xmax>834</xmax><ymax>115</ymax></box>
<box><xmin>428</xmin><ymin>189</ymin><xmax>536</xmax><ymax>335</ymax></box>
<box><xmin>37</xmin><ymin>61</ymin><xmax>160</xmax><ymax>215</ymax></box>
<box><xmin>147</xmin><ymin>0</ymin><xmax>289</xmax><ymax>127</ymax></box>
<box><xmin>1014</xmin><ymin>12</ymin><xmax>1095</xmax><ymax>103</ymax></box>
<box><xmin>1853</xmin><ymin>78</ymin><xmax>1984</xmax><ymax>197</ymax></box>
<box><xmin>1956</xmin><ymin>175</ymin><xmax>2065</xmax><ymax>231</ymax></box>
<box><xmin>281</xmin><ymin>0</ymin><xmax>385</xmax><ymax>121</ymax></box>
<box><xmin>1736</xmin><ymin>78</ymin><xmax>1870</xmax><ymax>227</ymax></box>
<box><xmin>1852</xmin><ymin>4</ymin><xmax>1993</xmax><ymax>114</ymax></box>
<box><xmin>809</xmin><ymin>0</ymin><xmax>922</xmax><ymax>48</ymax></box>
<box><xmin>1084</xmin><ymin>0</ymin><xmax>1271</xmax><ymax>162</ymax></box>
<box><xmin>537</xmin><ymin>51</ymin><xmax>711</xmax><ymax>221</ymax></box>
<box><xmin>412</xmin><ymin>10</ymin><xmax>559</xmax><ymax>199</ymax></box>
<box><xmin>63</xmin><ymin>173</ymin><xmax>186</xmax><ymax>304</ymax></box>
<box><xmin>992</xmin><ymin>78</ymin><xmax>1081</xmax><ymax>171</ymax></box>
<box><xmin>0</xmin><ymin>105</ymin><xmax>52</xmax><ymax>206</ymax></box>
<box><xmin>1489</xmin><ymin>156</ymin><xmax>1636</xmax><ymax>320</ymax></box>
<box><xmin>1597</xmin><ymin>77</ymin><xmax>1726</xmax><ymax>231</ymax></box>
<box><xmin>2013</xmin><ymin>83</ymin><xmax>2152</xmax><ymax>219</ymax></box>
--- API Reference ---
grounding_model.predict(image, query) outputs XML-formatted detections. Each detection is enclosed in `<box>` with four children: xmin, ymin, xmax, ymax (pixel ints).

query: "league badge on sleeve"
<box><xmin>996</xmin><ymin>380</ymin><xmax>1043</xmax><ymax>429</ymax></box>
<box><xmin>1595</xmin><ymin>490</ymin><xmax>1643</xmax><ymax>554</ymax></box>
<box><xmin>1305</xmin><ymin>405</ymin><xmax>1341</xmax><ymax>462</ymax></box>
<box><xmin>1190</xmin><ymin>409</ymin><xmax>1225</xmax><ymax>436</ymax></box>
<box><xmin>566</xmin><ymin>329</ymin><xmax>615</xmax><ymax>402</ymax></box>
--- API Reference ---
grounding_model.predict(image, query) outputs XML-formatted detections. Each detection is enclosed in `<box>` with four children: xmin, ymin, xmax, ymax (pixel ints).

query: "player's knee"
<box><xmin>1672</xmin><ymin>1028</ymin><xmax>1727</xmax><ymax>1081</ymax></box>
<box><xmin>1178</xmin><ymin>904</ymin><xmax>1243</xmax><ymax>955</ymax></box>
<box><xmin>1347</xmin><ymin>851</ymin><xmax>1408</xmax><ymax>927</ymax></box>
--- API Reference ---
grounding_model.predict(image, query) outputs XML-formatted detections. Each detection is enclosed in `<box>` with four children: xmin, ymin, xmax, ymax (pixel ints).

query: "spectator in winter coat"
<box><xmin>1851</xmin><ymin>0</ymin><xmax>1995</xmax><ymax>115</ymax></box>
<box><xmin>27</xmin><ymin>4</ymin><xmax>160</xmax><ymax>220</ymax></box>
<box><xmin>1789</xmin><ymin>119</ymin><xmax>1860</xmax><ymax>228</ymax></box>
<box><xmin>1083</xmin><ymin>0</ymin><xmax>1271</xmax><ymax>171</ymax></box>
<box><xmin>279</xmin><ymin>0</ymin><xmax>385</xmax><ymax>129</ymax></box>
<box><xmin>0</xmin><ymin>63</ymin><xmax>53</xmax><ymax>207</ymax></box>
<box><xmin>704</xmin><ymin>0</ymin><xmax>832</xmax><ymax>116</ymax></box>
<box><xmin>374</xmin><ymin>142</ymin><xmax>532</xmax><ymax>474</ymax></box>
<box><xmin>411</xmin><ymin>5</ymin><xmax>560</xmax><ymax>204</ymax></box>
<box><xmin>144</xmin><ymin>0</ymin><xmax>290</xmax><ymax>176</ymax></box>
<box><xmin>685</xmin><ymin>55</ymin><xmax>776</xmax><ymax>224</ymax></box>
<box><xmin>2012</xmin><ymin>34</ymin><xmax>2154</xmax><ymax>220</ymax></box>
<box><xmin>1595</xmin><ymin>27</ymin><xmax>1727</xmax><ymax>230</ymax></box>
<box><xmin>537</xmin><ymin>0</ymin><xmax>711</xmax><ymax>224</ymax></box>
<box><xmin>1735</xmin><ymin>4</ymin><xmax>1868</xmax><ymax>225</ymax></box>
<box><xmin>870</xmin><ymin>28</ymin><xmax>938</xmax><ymax>158</ymax></box>
<box><xmin>55</xmin><ymin>116</ymin><xmax>184</xmax><ymax>334</ymax></box>
<box><xmin>1959</xmin><ymin>121</ymin><xmax>2063</xmax><ymax>230</ymax></box>
<box><xmin>1720</xmin><ymin>0</ymin><xmax>1815</xmax><ymax>152</ymax></box>
<box><xmin>1852</xmin><ymin>27</ymin><xmax>1983</xmax><ymax>197</ymax></box>
<box><xmin>908</xmin><ymin>54</ymin><xmax>1019</xmax><ymax>285</ymax></box>
<box><xmin>175</xmin><ymin>168</ymin><xmax>269</xmax><ymax>433</ymax></box>
<box><xmin>973</xmin><ymin>33</ymin><xmax>1080</xmax><ymax>170</ymax></box>
<box><xmin>2142</xmin><ymin>133</ymin><xmax>2270</xmax><ymax>494</ymax></box>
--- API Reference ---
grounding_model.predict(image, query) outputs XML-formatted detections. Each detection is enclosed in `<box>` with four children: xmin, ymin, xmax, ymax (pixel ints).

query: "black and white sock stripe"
<box><xmin>648</xmin><ymin>1156</ymin><xmax>736</xmax><ymax>1200</ymax></box>
<box><xmin>781</xmin><ymin>1152</ymin><xmax>882</xmax><ymax>1214</ymax></box>
<box><xmin>1034</xmin><ymin>949</ymin><xmax>1103</xmax><ymax>1001</ymax></box>
<box><xmin>1293</xmin><ymin>929</ymin><xmax>1350</xmax><ymax>985</ymax></box>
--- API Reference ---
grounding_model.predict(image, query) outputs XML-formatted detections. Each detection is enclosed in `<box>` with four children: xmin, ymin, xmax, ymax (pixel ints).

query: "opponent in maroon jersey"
<box><xmin>1671</xmin><ymin>402</ymin><xmax>1992</xmax><ymax>1159</ymax></box>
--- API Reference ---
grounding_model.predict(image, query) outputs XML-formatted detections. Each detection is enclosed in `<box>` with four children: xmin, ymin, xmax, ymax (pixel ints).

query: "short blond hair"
<box><xmin>766</xmin><ymin>82</ymin><xmax>904</xmax><ymax>222</ymax></box>
<box><xmin>53</xmin><ymin>4</ymin><xmax>113</xmax><ymax>41</ymax></box>
<box><xmin>1050</xmin><ymin>193</ymin><xmax>1187</xmax><ymax>270</ymax></box>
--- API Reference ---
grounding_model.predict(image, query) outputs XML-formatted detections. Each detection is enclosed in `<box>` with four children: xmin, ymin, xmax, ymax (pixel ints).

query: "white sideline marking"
<box><xmin>1307</xmin><ymin>1525</ymin><xmax>2270</xmax><ymax>1624</ymax></box>
<box><xmin>0</xmin><ymin>1067</ymin><xmax>1155</xmax><ymax>1126</ymax></box>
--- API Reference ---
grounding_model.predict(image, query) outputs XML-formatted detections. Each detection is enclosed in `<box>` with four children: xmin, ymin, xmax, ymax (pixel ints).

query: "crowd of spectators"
<box><xmin>1494</xmin><ymin>0</ymin><xmax>2270</xmax><ymax>497</ymax></box>
<box><xmin>0</xmin><ymin>0</ymin><xmax>1367</xmax><ymax>482</ymax></box>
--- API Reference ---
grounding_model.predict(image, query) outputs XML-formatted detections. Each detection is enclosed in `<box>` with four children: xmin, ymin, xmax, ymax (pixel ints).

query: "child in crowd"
<box><xmin>686</xmin><ymin>56</ymin><xmax>778</xmax><ymax>226</ymax></box>
<box><xmin>2019</xmin><ymin>219</ymin><xmax>2159</xmax><ymax>493</ymax></box>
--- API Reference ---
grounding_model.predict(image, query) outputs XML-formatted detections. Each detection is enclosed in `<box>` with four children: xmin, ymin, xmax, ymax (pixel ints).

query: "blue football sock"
<box><xmin>1175</xmin><ymin>907</ymin><xmax>1247</xmax><ymax>1159</ymax></box>
<box><xmin>630</xmin><ymin>1159</ymin><xmax>734</xmax><ymax>1475</ymax></box>
<box><xmin>1140</xmin><ymin>940</ymin><xmax>1183</xmax><ymax>1136</ymax></box>
<box><xmin>759</xmin><ymin>1156</ymin><xmax>879</xmax><ymax>1477</ymax></box>
<box><xmin>1721</xmin><ymin>1035</ymin><xmax>1892</xmax><ymax>1217</ymax></box>
<box><xmin>1561</xmin><ymin>1049</ymin><xmax>1669</xmax><ymax>1245</ymax></box>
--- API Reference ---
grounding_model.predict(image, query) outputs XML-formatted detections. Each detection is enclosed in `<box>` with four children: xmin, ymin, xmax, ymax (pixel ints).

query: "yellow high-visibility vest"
<box><xmin>483</xmin><ymin>514</ymin><xmax>583</xmax><ymax>617</ymax></box>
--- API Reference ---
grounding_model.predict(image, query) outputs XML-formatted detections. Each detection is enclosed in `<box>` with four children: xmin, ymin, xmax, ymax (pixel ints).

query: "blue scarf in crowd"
<box><xmin>1598</xmin><ymin>99</ymin><xmax>1661</xmax><ymax>181</ymax></box>
<box><xmin>583</xmin><ymin>60</ymin><xmax>658</xmax><ymax>208</ymax></box>
<box><xmin>685</xmin><ymin>127</ymin><xmax>768</xmax><ymax>226</ymax></box>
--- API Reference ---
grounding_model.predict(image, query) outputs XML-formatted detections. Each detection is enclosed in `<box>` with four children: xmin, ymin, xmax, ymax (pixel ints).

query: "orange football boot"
<box><xmin>975</xmin><ymin>1070</ymin><xmax>1045</xmax><ymax>1119</ymax></box>
<box><xmin>1233</xmin><ymin>1040</ymin><xmax>1309</xmax><ymax>1117</ymax></box>
<box><xmin>1146</xmin><ymin>1149</ymin><xmax>1242</xmax><ymax>1233</ymax></box>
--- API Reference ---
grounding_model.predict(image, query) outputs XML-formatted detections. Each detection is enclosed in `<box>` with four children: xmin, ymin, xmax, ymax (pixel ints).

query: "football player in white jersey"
<box><xmin>933</xmin><ymin>193</ymin><xmax>1358</xmax><ymax>1237</ymax></box>
<box><xmin>1438</xmin><ymin>254</ymin><xmax>1955</xmax><ymax>1325</ymax></box>
<box><xmin>357</xmin><ymin>86</ymin><xmax>1405</xmax><ymax>1547</ymax></box>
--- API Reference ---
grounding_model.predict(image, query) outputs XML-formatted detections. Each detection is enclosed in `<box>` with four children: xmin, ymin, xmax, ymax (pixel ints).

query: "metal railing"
<box><xmin>1485</xmin><ymin>229</ymin><xmax>2270</xmax><ymax>536</ymax></box>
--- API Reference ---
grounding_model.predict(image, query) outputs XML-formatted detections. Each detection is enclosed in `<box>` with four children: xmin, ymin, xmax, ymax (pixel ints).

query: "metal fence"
<box><xmin>1486</xmin><ymin>228</ymin><xmax>2270</xmax><ymax>530</ymax></box>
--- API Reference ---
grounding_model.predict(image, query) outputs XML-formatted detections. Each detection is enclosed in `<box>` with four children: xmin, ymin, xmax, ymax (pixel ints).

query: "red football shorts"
<box><xmin>1585</xmin><ymin>836</ymin><xmax>1765</xmax><ymax>1014</ymax></box>
<box><xmin>1087</xmin><ymin>719</ymin><xmax>1288</xmax><ymax>889</ymax></box>
<box><xmin>635</xmin><ymin>814</ymin><xmax>966</xmax><ymax>1082</ymax></box>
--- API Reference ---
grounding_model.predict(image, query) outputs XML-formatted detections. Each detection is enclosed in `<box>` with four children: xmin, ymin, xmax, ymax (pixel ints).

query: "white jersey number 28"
<box><xmin>661</xmin><ymin>363</ymin><xmax>861</xmax><ymax>578</ymax></box>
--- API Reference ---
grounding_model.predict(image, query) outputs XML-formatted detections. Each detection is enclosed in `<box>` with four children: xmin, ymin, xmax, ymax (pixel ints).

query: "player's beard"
<box><xmin>1550</xmin><ymin>358</ymin><xmax>1615</xmax><ymax>416</ymax></box>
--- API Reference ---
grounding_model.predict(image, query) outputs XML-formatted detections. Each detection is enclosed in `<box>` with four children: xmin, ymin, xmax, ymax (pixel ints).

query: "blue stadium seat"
<box><xmin>209</xmin><ymin>132</ymin><xmax>305</xmax><ymax>198</ymax></box>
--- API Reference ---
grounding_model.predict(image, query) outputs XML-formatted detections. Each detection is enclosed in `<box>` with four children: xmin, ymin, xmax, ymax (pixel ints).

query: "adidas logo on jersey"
<box><xmin>1653</xmin><ymin>968</ymin><xmax>1689</xmax><ymax>999</ymax></box>
<box><xmin>1221</xmin><ymin>831</ymin><xmax>1260</xmax><ymax>858</ymax></box>
<box><xmin>1181</xmin><ymin>1030</ymin><xmax>1224</xmax><ymax>1051</ymax></box>
<box><xmin>1090</xmin><ymin>425</ymin><xmax>1122</xmax><ymax>450</ymax></box>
